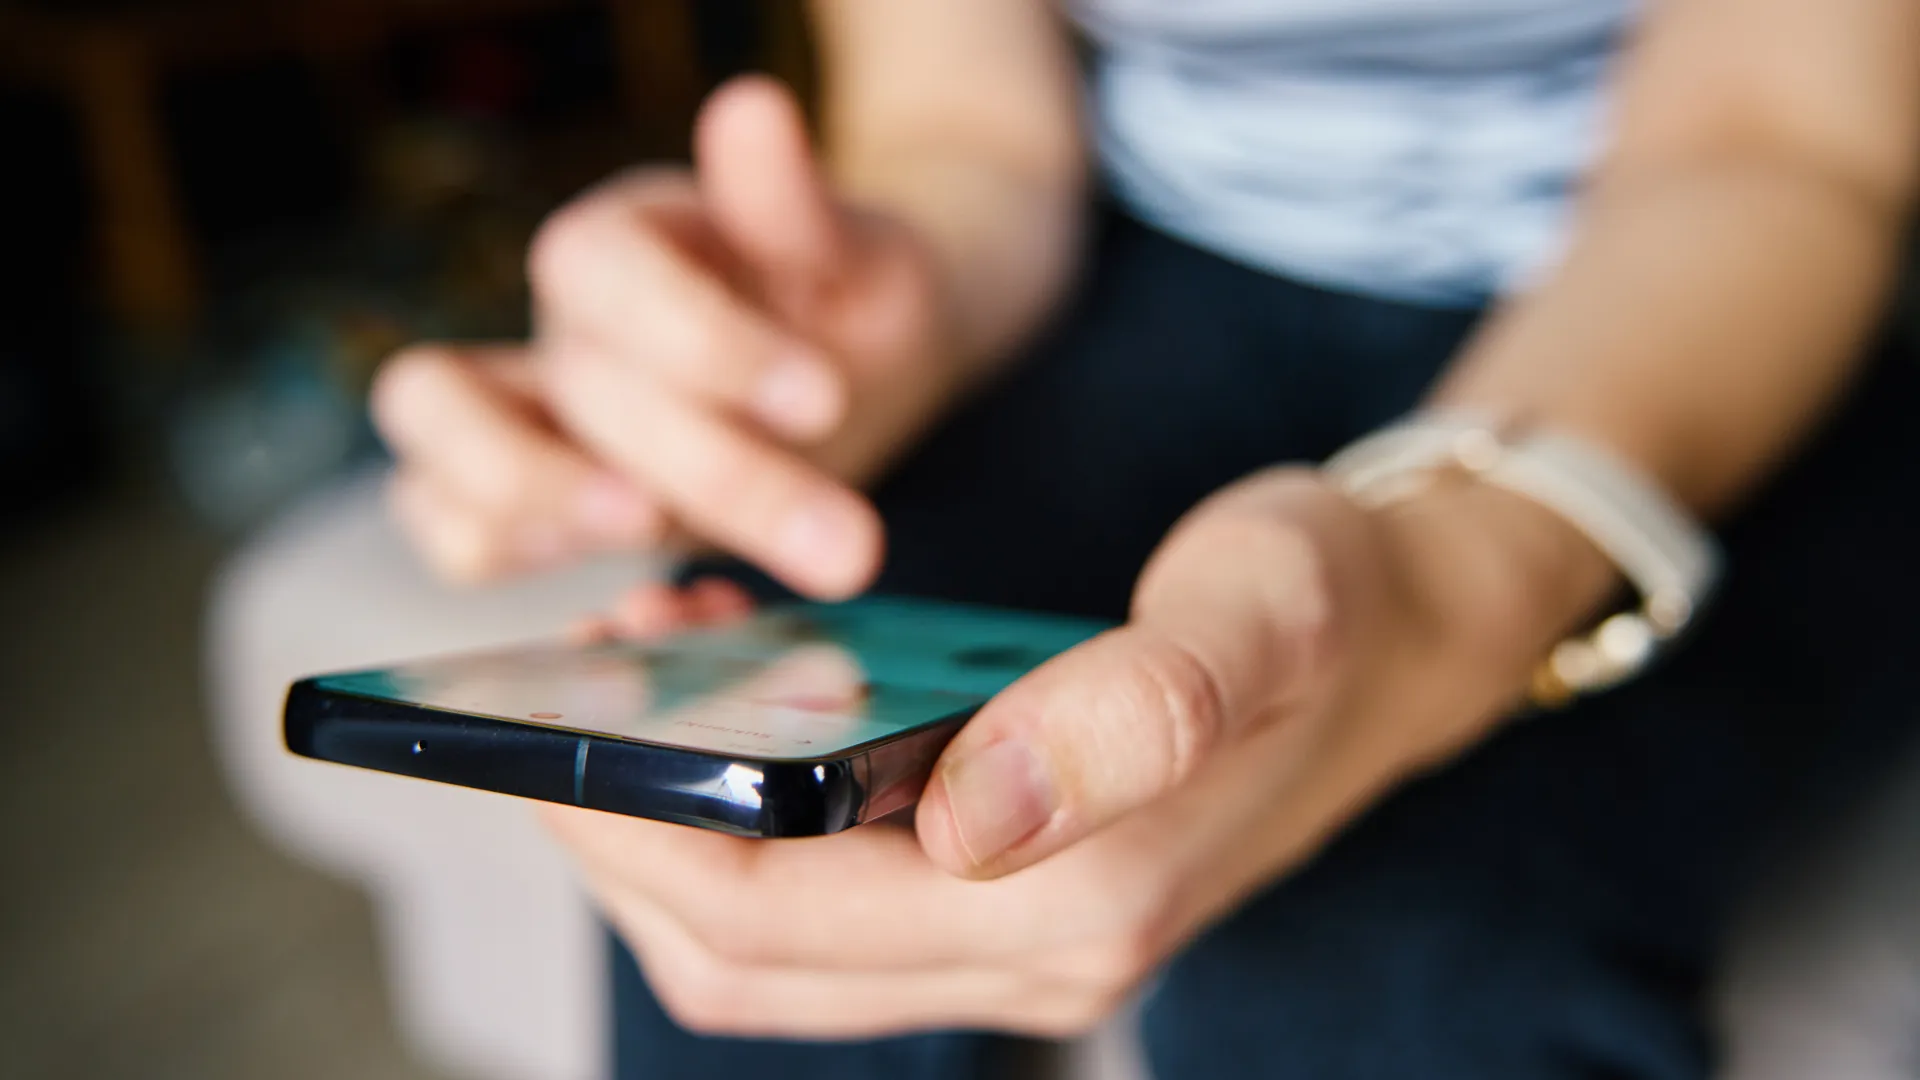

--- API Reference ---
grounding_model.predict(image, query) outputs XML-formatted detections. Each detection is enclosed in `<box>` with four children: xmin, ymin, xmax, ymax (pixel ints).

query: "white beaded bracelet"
<box><xmin>1324</xmin><ymin>413</ymin><xmax>1722</xmax><ymax>705</ymax></box>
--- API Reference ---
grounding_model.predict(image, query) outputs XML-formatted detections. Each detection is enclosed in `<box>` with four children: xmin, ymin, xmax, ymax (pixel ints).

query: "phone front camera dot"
<box><xmin>412</xmin><ymin>740</ymin><xmax>428</xmax><ymax>754</ymax></box>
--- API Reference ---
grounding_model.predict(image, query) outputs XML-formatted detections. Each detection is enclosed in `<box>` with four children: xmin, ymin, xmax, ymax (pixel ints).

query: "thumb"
<box><xmin>916</xmin><ymin>539</ymin><xmax>1332</xmax><ymax>879</ymax></box>
<box><xmin>695</xmin><ymin>74</ymin><xmax>848</xmax><ymax>285</ymax></box>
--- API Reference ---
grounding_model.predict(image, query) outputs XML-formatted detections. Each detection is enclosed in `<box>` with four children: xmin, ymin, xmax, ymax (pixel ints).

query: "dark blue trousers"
<box><xmin>614</xmin><ymin>208</ymin><xmax>1920</xmax><ymax>1079</ymax></box>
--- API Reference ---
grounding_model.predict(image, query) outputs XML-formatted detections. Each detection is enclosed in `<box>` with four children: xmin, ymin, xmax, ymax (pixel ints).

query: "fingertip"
<box><xmin>694</xmin><ymin>74</ymin><xmax>805</xmax><ymax>166</ymax></box>
<box><xmin>367</xmin><ymin>342</ymin><xmax>453</xmax><ymax>441</ymax></box>
<box><xmin>686</xmin><ymin>577</ymin><xmax>756</xmax><ymax>625</ymax></box>
<box><xmin>694</xmin><ymin>74</ymin><xmax>842</xmax><ymax>279</ymax></box>
<box><xmin>779</xmin><ymin>497</ymin><xmax>885</xmax><ymax>601</ymax></box>
<box><xmin>614</xmin><ymin>581</ymin><xmax>687</xmax><ymax>638</ymax></box>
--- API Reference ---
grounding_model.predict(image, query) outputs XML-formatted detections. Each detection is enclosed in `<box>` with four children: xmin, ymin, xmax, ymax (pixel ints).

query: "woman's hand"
<box><xmin>539</xmin><ymin>468</ymin><xmax>1617</xmax><ymax>1039</ymax></box>
<box><xmin>370</xmin><ymin>76</ymin><xmax>960</xmax><ymax>597</ymax></box>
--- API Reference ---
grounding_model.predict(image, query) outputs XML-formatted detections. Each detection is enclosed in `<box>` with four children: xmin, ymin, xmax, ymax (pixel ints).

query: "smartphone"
<box><xmin>284</xmin><ymin>597</ymin><xmax>1110</xmax><ymax>837</ymax></box>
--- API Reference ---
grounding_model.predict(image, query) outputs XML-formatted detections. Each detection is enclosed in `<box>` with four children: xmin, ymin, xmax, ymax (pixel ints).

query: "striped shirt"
<box><xmin>1070</xmin><ymin>0</ymin><xmax>1638</xmax><ymax>306</ymax></box>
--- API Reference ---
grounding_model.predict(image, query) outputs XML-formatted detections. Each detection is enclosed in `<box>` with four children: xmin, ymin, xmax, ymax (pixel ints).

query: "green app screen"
<box><xmin>315</xmin><ymin>598</ymin><xmax>1110</xmax><ymax>759</ymax></box>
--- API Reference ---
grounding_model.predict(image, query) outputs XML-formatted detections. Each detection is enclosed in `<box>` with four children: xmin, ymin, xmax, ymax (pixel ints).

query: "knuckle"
<box><xmin>636</xmin><ymin>279</ymin><xmax>762</xmax><ymax>397</ymax></box>
<box><xmin>652</xmin><ymin>957</ymin><xmax>750</xmax><ymax>1036</ymax></box>
<box><xmin>1124</xmin><ymin>638</ymin><xmax>1228</xmax><ymax>786</ymax></box>
<box><xmin>677</xmin><ymin>901</ymin><xmax>767</xmax><ymax>968</ymax></box>
<box><xmin>1152</xmin><ymin>505</ymin><xmax>1329</xmax><ymax>606</ymax></box>
<box><xmin>529</xmin><ymin>175</ymin><xmax>762</xmax><ymax>400</ymax></box>
<box><xmin>1060</xmin><ymin>921</ymin><xmax>1171</xmax><ymax>997</ymax></box>
<box><xmin>1100</xmin><ymin>919</ymin><xmax>1173</xmax><ymax>990</ymax></box>
<box><xmin>1242</xmin><ymin>520</ymin><xmax>1337</xmax><ymax>646</ymax></box>
<box><xmin>667</xmin><ymin>299</ymin><xmax>731</xmax><ymax>376</ymax></box>
<box><xmin>1133</xmin><ymin>497</ymin><xmax>1340</xmax><ymax>705</ymax></box>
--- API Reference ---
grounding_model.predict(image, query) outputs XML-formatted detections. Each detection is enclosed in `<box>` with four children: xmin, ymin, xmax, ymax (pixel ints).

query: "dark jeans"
<box><xmin>614</xmin><ymin>209</ymin><xmax>1920</xmax><ymax>1078</ymax></box>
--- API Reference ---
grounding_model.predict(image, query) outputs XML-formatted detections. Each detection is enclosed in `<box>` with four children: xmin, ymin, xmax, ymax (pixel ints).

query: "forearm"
<box><xmin>810</xmin><ymin>0</ymin><xmax>1086</xmax><ymax>376</ymax></box>
<box><xmin>1413</xmin><ymin>157</ymin><xmax>1914</xmax><ymax>663</ymax></box>
<box><xmin>832</xmin><ymin>144</ymin><xmax>1086</xmax><ymax>376</ymax></box>
<box><xmin>1433</xmin><ymin>159</ymin><xmax>1911</xmax><ymax>516</ymax></box>
<box><xmin>1388</xmin><ymin>0</ymin><xmax>1920</xmax><ymax>664</ymax></box>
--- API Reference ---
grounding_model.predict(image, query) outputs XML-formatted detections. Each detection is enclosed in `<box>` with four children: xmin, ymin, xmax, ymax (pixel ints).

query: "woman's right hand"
<box><xmin>371</xmin><ymin>76</ymin><xmax>964</xmax><ymax>598</ymax></box>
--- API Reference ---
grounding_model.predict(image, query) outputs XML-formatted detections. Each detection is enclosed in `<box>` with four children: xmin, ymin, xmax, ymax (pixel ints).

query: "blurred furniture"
<box><xmin>0</xmin><ymin>0</ymin><xmax>707</xmax><ymax>341</ymax></box>
<box><xmin>208</xmin><ymin>473</ymin><xmax>643</xmax><ymax>1080</ymax></box>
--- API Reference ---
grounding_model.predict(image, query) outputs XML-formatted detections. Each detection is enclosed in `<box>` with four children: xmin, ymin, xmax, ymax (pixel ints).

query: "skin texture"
<box><xmin>374</xmin><ymin>0</ymin><xmax>1920</xmax><ymax>1040</ymax></box>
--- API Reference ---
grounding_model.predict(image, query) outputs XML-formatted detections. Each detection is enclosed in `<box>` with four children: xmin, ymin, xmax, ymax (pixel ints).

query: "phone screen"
<box><xmin>312</xmin><ymin>598</ymin><xmax>1109</xmax><ymax>760</ymax></box>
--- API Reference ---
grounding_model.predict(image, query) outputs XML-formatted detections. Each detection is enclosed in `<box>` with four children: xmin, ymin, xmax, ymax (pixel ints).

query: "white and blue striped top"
<box><xmin>1070</xmin><ymin>0</ymin><xmax>1639</xmax><ymax>306</ymax></box>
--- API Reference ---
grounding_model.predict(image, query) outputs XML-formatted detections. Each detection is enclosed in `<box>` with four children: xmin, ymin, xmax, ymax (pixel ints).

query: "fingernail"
<box><xmin>578</xmin><ymin>478</ymin><xmax>652</xmax><ymax>541</ymax></box>
<box><xmin>779</xmin><ymin>502</ymin><xmax>867</xmax><ymax>586</ymax></box>
<box><xmin>754</xmin><ymin>351</ymin><xmax>842</xmax><ymax>438</ymax></box>
<box><xmin>941</xmin><ymin>740</ymin><xmax>1056</xmax><ymax>867</ymax></box>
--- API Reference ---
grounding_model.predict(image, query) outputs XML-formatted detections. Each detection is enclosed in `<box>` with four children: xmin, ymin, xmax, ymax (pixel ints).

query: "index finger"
<box><xmin>528</xmin><ymin>171</ymin><xmax>846</xmax><ymax>440</ymax></box>
<box><xmin>371</xmin><ymin>344</ymin><xmax>662</xmax><ymax>551</ymax></box>
<box><xmin>544</xmin><ymin>346</ymin><xmax>882</xmax><ymax>599</ymax></box>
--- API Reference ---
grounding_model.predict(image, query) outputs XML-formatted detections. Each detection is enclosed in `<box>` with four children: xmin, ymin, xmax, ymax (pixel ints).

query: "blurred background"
<box><xmin>0</xmin><ymin>2</ymin><xmax>805</xmax><ymax>1077</ymax></box>
<box><xmin>6</xmin><ymin>3</ymin><xmax>1920</xmax><ymax>1080</ymax></box>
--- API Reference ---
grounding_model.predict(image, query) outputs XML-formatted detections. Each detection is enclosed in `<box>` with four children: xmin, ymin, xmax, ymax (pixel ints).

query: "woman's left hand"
<box><xmin>541</xmin><ymin>466</ymin><xmax>1613</xmax><ymax>1039</ymax></box>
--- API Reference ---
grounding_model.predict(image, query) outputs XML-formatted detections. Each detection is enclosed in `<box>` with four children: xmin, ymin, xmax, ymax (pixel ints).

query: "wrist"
<box><xmin>836</xmin><ymin>154</ymin><xmax>1082</xmax><ymax>375</ymax></box>
<box><xmin>1329</xmin><ymin>410</ymin><xmax>1724</xmax><ymax>704</ymax></box>
<box><xmin>1376</xmin><ymin>478</ymin><xmax>1622</xmax><ymax>688</ymax></box>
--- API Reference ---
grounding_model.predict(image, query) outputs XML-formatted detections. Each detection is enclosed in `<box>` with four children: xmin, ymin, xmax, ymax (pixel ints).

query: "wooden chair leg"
<box><xmin>68</xmin><ymin>29</ymin><xmax>200</xmax><ymax>339</ymax></box>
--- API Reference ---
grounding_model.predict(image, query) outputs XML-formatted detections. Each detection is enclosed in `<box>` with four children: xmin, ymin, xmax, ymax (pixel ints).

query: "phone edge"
<box><xmin>283</xmin><ymin>680</ymin><xmax>970</xmax><ymax>837</ymax></box>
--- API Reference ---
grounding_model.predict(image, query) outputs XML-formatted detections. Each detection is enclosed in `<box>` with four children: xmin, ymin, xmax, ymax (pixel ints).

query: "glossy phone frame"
<box><xmin>283</xmin><ymin>678</ymin><xmax>971</xmax><ymax>837</ymax></box>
